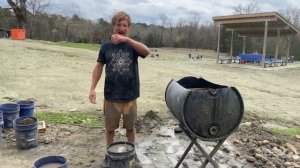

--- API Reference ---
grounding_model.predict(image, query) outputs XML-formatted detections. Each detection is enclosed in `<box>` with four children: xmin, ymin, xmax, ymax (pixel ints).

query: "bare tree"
<box><xmin>27</xmin><ymin>0</ymin><xmax>51</xmax><ymax>38</ymax></box>
<box><xmin>176</xmin><ymin>18</ymin><xmax>186</xmax><ymax>36</ymax></box>
<box><xmin>168</xmin><ymin>18</ymin><xmax>174</xmax><ymax>47</ymax></box>
<box><xmin>7</xmin><ymin>0</ymin><xmax>27</xmax><ymax>28</ymax></box>
<box><xmin>279</xmin><ymin>7</ymin><xmax>300</xmax><ymax>57</ymax></box>
<box><xmin>159</xmin><ymin>13</ymin><xmax>168</xmax><ymax>47</ymax></box>
<box><xmin>233</xmin><ymin>2</ymin><xmax>260</xmax><ymax>14</ymax></box>
<box><xmin>62</xmin><ymin>2</ymin><xmax>81</xmax><ymax>41</ymax></box>
<box><xmin>188</xmin><ymin>12</ymin><xmax>200</xmax><ymax>48</ymax></box>
<box><xmin>279</xmin><ymin>7</ymin><xmax>300</xmax><ymax>28</ymax></box>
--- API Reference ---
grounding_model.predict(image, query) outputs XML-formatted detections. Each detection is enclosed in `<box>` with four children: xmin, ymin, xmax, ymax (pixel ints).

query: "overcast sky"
<box><xmin>1</xmin><ymin>0</ymin><xmax>300</xmax><ymax>25</ymax></box>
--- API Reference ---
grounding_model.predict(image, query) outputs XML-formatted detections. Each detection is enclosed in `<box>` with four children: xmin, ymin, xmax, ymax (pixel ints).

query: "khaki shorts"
<box><xmin>103</xmin><ymin>99</ymin><xmax>137</xmax><ymax>131</ymax></box>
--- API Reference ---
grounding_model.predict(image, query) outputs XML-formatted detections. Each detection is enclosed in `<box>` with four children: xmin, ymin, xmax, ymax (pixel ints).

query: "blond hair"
<box><xmin>111</xmin><ymin>11</ymin><xmax>132</xmax><ymax>27</ymax></box>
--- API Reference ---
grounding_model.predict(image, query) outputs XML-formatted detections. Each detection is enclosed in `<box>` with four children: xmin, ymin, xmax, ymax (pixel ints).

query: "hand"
<box><xmin>111</xmin><ymin>34</ymin><xmax>128</xmax><ymax>44</ymax></box>
<box><xmin>89</xmin><ymin>90</ymin><xmax>96</xmax><ymax>104</ymax></box>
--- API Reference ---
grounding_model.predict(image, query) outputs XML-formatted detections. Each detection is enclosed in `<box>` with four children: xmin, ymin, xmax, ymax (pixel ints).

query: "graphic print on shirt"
<box><xmin>111</xmin><ymin>49</ymin><xmax>132</xmax><ymax>75</ymax></box>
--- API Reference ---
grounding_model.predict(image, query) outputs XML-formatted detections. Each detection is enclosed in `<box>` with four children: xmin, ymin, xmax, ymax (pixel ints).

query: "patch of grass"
<box><xmin>35</xmin><ymin>112</ymin><xmax>103</xmax><ymax>128</ymax></box>
<box><xmin>54</xmin><ymin>41</ymin><xmax>100</xmax><ymax>51</ymax></box>
<box><xmin>269</xmin><ymin>127</ymin><xmax>300</xmax><ymax>136</ymax></box>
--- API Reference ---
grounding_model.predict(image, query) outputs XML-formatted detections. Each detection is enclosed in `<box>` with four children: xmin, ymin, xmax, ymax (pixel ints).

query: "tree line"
<box><xmin>0</xmin><ymin>1</ymin><xmax>299</xmax><ymax>58</ymax></box>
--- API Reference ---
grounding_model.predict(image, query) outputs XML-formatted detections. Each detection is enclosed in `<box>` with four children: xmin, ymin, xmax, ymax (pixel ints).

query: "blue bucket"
<box><xmin>1</xmin><ymin>103</ymin><xmax>20</xmax><ymax>128</ymax></box>
<box><xmin>13</xmin><ymin>116</ymin><xmax>38</xmax><ymax>149</ymax></box>
<box><xmin>17</xmin><ymin>100</ymin><xmax>35</xmax><ymax>117</ymax></box>
<box><xmin>33</xmin><ymin>156</ymin><xmax>68</xmax><ymax>168</ymax></box>
<box><xmin>0</xmin><ymin>120</ymin><xmax>3</xmax><ymax>137</ymax></box>
<box><xmin>0</xmin><ymin>111</ymin><xmax>3</xmax><ymax>137</ymax></box>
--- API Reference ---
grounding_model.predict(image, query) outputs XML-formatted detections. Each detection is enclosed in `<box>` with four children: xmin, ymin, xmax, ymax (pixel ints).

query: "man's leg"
<box><xmin>123</xmin><ymin>100</ymin><xmax>142</xmax><ymax>167</ymax></box>
<box><xmin>106</xmin><ymin>130</ymin><xmax>115</xmax><ymax>145</ymax></box>
<box><xmin>126</xmin><ymin>128</ymin><xmax>136</xmax><ymax>143</ymax></box>
<box><xmin>123</xmin><ymin>99</ymin><xmax>137</xmax><ymax>143</ymax></box>
<box><xmin>104</xmin><ymin>100</ymin><xmax>122</xmax><ymax>145</ymax></box>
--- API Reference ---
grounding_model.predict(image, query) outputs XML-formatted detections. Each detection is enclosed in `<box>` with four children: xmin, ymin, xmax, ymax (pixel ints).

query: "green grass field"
<box><xmin>35</xmin><ymin>112</ymin><xmax>103</xmax><ymax>128</ymax></box>
<box><xmin>269</xmin><ymin>127</ymin><xmax>300</xmax><ymax>136</ymax></box>
<box><xmin>54</xmin><ymin>41</ymin><xmax>101</xmax><ymax>51</ymax></box>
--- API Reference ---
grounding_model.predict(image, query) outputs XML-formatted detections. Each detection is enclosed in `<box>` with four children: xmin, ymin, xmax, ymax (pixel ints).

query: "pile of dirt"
<box><xmin>136</xmin><ymin>110</ymin><xmax>163</xmax><ymax>134</ymax></box>
<box><xmin>228</xmin><ymin>116</ymin><xmax>300</xmax><ymax>167</ymax></box>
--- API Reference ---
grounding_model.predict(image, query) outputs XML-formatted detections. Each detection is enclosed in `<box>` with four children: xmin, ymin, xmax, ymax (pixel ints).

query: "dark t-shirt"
<box><xmin>97</xmin><ymin>41</ymin><xmax>142</xmax><ymax>102</ymax></box>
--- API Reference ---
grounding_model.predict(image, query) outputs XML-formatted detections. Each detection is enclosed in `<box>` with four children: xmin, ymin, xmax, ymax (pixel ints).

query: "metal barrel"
<box><xmin>165</xmin><ymin>77</ymin><xmax>244</xmax><ymax>141</ymax></box>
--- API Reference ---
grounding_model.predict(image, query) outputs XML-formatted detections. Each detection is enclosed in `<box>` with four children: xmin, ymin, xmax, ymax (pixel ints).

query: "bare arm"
<box><xmin>111</xmin><ymin>34</ymin><xmax>150</xmax><ymax>57</ymax></box>
<box><xmin>89</xmin><ymin>62</ymin><xmax>104</xmax><ymax>104</ymax></box>
<box><xmin>126</xmin><ymin>38</ymin><xmax>150</xmax><ymax>57</ymax></box>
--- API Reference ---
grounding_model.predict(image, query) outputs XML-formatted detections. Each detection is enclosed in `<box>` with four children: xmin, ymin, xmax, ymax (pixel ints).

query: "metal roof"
<box><xmin>213</xmin><ymin>12</ymin><xmax>300</xmax><ymax>37</ymax></box>
<box><xmin>0</xmin><ymin>28</ymin><xmax>11</xmax><ymax>32</ymax></box>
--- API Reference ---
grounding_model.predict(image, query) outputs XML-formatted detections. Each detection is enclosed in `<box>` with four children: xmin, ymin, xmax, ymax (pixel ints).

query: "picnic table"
<box><xmin>219</xmin><ymin>57</ymin><xmax>232</xmax><ymax>64</ymax></box>
<box><xmin>264</xmin><ymin>59</ymin><xmax>287</xmax><ymax>67</ymax></box>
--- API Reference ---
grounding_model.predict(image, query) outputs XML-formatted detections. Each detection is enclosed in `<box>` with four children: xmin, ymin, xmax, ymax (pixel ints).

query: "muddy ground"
<box><xmin>0</xmin><ymin>39</ymin><xmax>299</xmax><ymax>167</ymax></box>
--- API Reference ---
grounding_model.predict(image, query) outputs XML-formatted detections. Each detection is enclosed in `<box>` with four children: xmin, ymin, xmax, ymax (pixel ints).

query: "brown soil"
<box><xmin>18</xmin><ymin>118</ymin><xmax>35</xmax><ymax>125</ymax></box>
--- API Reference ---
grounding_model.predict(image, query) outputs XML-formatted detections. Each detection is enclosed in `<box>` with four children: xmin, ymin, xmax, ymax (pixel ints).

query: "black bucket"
<box><xmin>1</xmin><ymin>103</ymin><xmax>20</xmax><ymax>128</ymax></box>
<box><xmin>13</xmin><ymin>116</ymin><xmax>38</xmax><ymax>149</ymax></box>
<box><xmin>17</xmin><ymin>100</ymin><xmax>35</xmax><ymax>117</ymax></box>
<box><xmin>33</xmin><ymin>156</ymin><xmax>68</xmax><ymax>168</ymax></box>
<box><xmin>107</xmin><ymin>141</ymin><xmax>136</xmax><ymax>168</ymax></box>
<box><xmin>165</xmin><ymin>77</ymin><xmax>244</xmax><ymax>141</ymax></box>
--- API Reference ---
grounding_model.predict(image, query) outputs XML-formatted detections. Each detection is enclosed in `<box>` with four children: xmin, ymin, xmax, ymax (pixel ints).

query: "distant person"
<box><xmin>89</xmin><ymin>11</ymin><xmax>149</xmax><ymax>168</ymax></box>
<box><xmin>253</xmin><ymin>50</ymin><xmax>259</xmax><ymax>54</ymax></box>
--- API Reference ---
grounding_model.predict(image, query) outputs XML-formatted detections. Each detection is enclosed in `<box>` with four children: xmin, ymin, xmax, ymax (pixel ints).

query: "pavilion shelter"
<box><xmin>213</xmin><ymin>12</ymin><xmax>300</xmax><ymax>67</ymax></box>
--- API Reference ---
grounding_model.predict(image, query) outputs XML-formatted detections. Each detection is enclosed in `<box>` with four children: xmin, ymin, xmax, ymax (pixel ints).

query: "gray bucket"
<box><xmin>107</xmin><ymin>141</ymin><xmax>136</xmax><ymax>168</ymax></box>
<box><xmin>33</xmin><ymin>156</ymin><xmax>68</xmax><ymax>168</ymax></box>
<box><xmin>13</xmin><ymin>116</ymin><xmax>38</xmax><ymax>149</ymax></box>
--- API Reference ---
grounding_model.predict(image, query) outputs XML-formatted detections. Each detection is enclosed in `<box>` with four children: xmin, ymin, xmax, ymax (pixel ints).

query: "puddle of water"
<box><xmin>136</xmin><ymin>126</ymin><xmax>249</xmax><ymax>168</ymax></box>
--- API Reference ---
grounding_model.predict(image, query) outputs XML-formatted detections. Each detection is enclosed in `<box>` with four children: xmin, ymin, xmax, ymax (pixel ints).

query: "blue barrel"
<box><xmin>17</xmin><ymin>100</ymin><xmax>35</xmax><ymax>117</ymax></box>
<box><xmin>33</xmin><ymin>156</ymin><xmax>68</xmax><ymax>168</ymax></box>
<box><xmin>1</xmin><ymin>103</ymin><xmax>20</xmax><ymax>128</ymax></box>
<box><xmin>13</xmin><ymin>116</ymin><xmax>38</xmax><ymax>149</ymax></box>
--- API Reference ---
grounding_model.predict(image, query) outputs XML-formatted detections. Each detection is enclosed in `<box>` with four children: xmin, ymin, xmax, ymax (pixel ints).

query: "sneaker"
<box><xmin>134</xmin><ymin>155</ymin><xmax>143</xmax><ymax>168</ymax></box>
<box><xmin>100</xmin><ymin>156</ymin><xmax>109</xmax><ymax>168</ymax></box>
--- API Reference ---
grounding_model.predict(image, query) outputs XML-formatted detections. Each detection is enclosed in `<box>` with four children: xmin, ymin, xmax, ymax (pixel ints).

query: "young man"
<box><xmin>89</xmin><ymin>11</ymin><xmax>149</xmax><ymax>167</ymax></box>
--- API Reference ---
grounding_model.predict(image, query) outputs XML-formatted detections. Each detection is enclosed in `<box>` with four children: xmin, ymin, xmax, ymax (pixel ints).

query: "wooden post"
<box><xmin>242</xmin><ymin>36</ymin><xmax>246</xmax><ymax>54</ymax></box>
<box><xmin>262</xmin><ymin>20</ymin><xmax>268</xmax><ymax>67</ymax></box>
<box><xmin>216</xmin><ymin>24</ymin><xmax>221</xmax><ymax>64</ymax></box>
<box><xmin>230</xmin><ymin>30</ymin><xmax>234</xmax><ymax>62</ymax></box>
<box><xmin>286</xmin><ymin>37</ymin><xmax>291</xmax><ymax>65</ymax></box>
<box><xmin>274</xmin><ymin>29</ymin><xmax>280</xmax><ymax>66</ymax></box>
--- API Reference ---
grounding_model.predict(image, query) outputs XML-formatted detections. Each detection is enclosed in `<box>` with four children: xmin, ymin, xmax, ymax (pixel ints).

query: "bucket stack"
<box><xmin>0</xmin><ymin>100</ymin><xmax>38</xmax><ymax>149</ymax></box>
